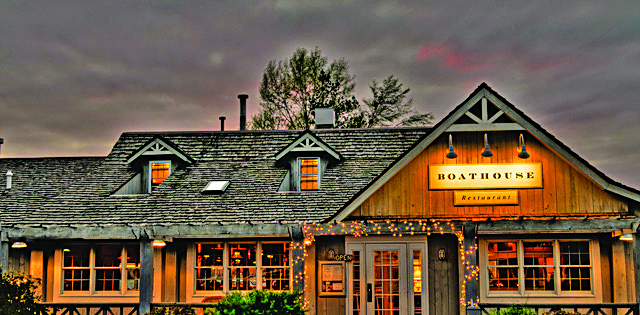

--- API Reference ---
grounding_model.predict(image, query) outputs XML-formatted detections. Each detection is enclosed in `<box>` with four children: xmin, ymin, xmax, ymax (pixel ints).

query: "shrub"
<box><xmin>542</xmin><ymin>311</ymin><xmax>583</xmax><ymax>315</ymax></box>
<box><xmin>205</xmin><ymin>290</ymin><xmax>306</xmax><ymax>315</ymax></box>
<box><xmin>0</xmin><ymin>268</ymin><xmax>48</xmax><ymax>315</ymax></box>
<box><xmin>148</xmin><ymin>305</ymin><xmax>196</xmax><ymax>315</ymax></box>
<box><xmin>489</xmin><ymin>305</ymin><xmax>537</xmax><ymax>315</ymax></box>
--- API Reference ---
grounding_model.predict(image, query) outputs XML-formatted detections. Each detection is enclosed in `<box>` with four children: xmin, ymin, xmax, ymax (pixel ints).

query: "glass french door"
<box><xmin>366</xmin><ymin>244</ymin><xmax>408</xmax><ymax>315</ymax></box>
<box><xmin>348</xmin><ymin>241</ymin><xmax>426</xmax><ymax>315</ymax></box>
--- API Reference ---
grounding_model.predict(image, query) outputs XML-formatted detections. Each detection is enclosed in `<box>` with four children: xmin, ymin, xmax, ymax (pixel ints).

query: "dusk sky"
<box><xmin>0</xmin><ymin>1</ymin><xmax>638</xmax><ymax>188</ymax></box>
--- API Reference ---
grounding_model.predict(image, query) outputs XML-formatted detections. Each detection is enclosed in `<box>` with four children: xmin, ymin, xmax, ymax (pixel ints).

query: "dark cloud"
<box><xmin>0</xmin><ymin>0</ymin><xmax>639</xmax><ymax>188</ymax></box>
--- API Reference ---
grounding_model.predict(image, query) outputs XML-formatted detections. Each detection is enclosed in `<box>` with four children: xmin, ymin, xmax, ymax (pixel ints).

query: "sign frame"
<box><xmin>318</xmin><ymin>261</ymin><xmax>346</xmax><ymax>296</ymax></box>
<box><xmin>428</xmin><ymin>163</ymin><xmax>543</xmax><ymax>190</ymax></box>
<box><xmin>453</xmin><ymin>190</ymin><xmax>519</xmax><ymax>206</ymax></box>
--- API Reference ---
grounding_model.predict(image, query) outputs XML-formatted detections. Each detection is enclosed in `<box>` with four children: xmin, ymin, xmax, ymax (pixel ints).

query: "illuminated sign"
<box><xmin>429</xmin><ymin>163</ymin><xmax>542</xmax><ymax>190</ymax></box>
<box><xmin>454</xmin><ymin>190</ymin><xmax>519</xmax><ymax>206</ymax></box>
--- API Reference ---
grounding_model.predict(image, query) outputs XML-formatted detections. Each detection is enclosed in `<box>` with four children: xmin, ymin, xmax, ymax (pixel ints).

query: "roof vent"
<box><xmin>315</xmin><ymin>108</ymin><xmax>335</xmax><ymax>129</ymax></box>
<box><xmin>202</xmin><ymin>181</ymin><xmax>230</xmax><ymax>194</ymax></box>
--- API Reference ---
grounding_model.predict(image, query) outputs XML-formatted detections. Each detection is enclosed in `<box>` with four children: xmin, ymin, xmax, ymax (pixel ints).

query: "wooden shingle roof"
<box><xmin>0</xmin><ymin>128</ymin><xmax>428</xmax><ymax>229</ymax></box>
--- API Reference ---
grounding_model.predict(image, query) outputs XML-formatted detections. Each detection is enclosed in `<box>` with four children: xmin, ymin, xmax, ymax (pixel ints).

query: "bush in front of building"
<box><xmin>489</xmin><ymin>305</ymin><xmax>536</xmax><ymax>315</ymax></box>
<box><xmin>148</xmin><ymin>305</ymin><xmax>196</xmax><ymax>315</ymax></box>
<box><xmin>542</xmin><ymin>311</ymin><xmax>583</xmax><ymax>315</ymax></box>
<box><xmin>205</xmin><ymin>290</ymin><xmax>306</xmax><ymax>315</ymax></box>
<box><xmin>0</xmin><ymin>267</ymin><xmax>48</xmax><ymax>315</ymax></box>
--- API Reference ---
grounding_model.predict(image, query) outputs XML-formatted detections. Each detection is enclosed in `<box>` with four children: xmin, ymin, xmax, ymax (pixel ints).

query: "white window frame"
<box><xmin>148</xmin><ymin>160</ymin><xmax>171</xmax><ymax>193</ymax></box>
<box><xmin>55</xmin><ymin>244</ymin><xmax>140</xmax><ymax>299</ymax></box>
<box><xmin>479</xmin><ymin>238</ymin><xmax>602</xmax><ymax>303</ymax></box>
<box><xmin>187</xmin><ymin>241</ymin><xmax>293</xmax><ymax>302</ymax></box>
<box><xmin>297</xmin><ymin>157</ymin><xmax>320</xmax><ymax>191</ymax></box>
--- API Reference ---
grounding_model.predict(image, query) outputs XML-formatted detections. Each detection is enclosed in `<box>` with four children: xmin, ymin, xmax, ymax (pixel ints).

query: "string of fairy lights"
<box><xmin>290</xmin><ymin>220</ymin><xmax>480</xmax><ymax>309</ymax></box>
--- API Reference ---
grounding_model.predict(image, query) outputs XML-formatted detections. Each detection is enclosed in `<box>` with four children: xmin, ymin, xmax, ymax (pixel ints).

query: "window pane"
<box><xmin>151</xmin><ymin>162</ymin><xmax>170</xmax><ymax>185</ymax></box>
<box><xmin>560</xmin><ymin>241</ymin><xmax>591</xmax><ymax>291</ymax></box>
<box><xmin>229</xmin><ymin>267</ymin><xmax>257</xmax><ymax>291</ymax></box>
<box><xmin>62</xmin><ymin>245</ymin><xmax>90</xmax><ymax>292</ymax></box>
<box><xmin>126</xmin><ymin>244</ymin><xmax>140</xmax><ymax>291</ymax></box>
<box><xmin>524</xmin><ymin>241</ymin><xmax>554</xmax><ymax>291</ymax></box>
<box><xmin>63</xmin><ymin>269</ymin><xmax>89</xmax><ymax>291</ymax></box>
<box><xmin>261</xmin><ymin>243</ymin><xmax>289</xmax><ymax>267</ymax></box>
<box><xmin>95</xmin><ymin>244</ymin><xmax>121</xmax><ymax>268</ymax></box>
<box><xmin>412</xmin><ymin>250</ymin><xmax>422</xmax><ymax>315</ymax></box>
<box><xmin>351</xmin><ymin>251</ymin><xmax>361</xmax><ymax>315</ymax></box>
<box><xmin>96</xmin><ymin>269</ymin><xmax>121</xmax><ymax>291</ymax></box>
<box><xmin>63</xmin><ymin>245</ymin><xmax>90</xmax><ymax>267</ymax></box>
<box><xmin>262</xmin><ymin>243</ymin><xmax>290</xmax><ymax>291</ymax></box>
<box><xmin>196</xmin><ymin>243</ymin><xmax>224</xmax><ymax>291</ymax></box>
<box><xmin>487</xmin><ymin>242</ymin><xmax>518</xmax><ymax>291</ymax></box>
<box><xmin>300</xmin><ymin>159</ymin><xmax>318</xmax><ymax>190</ymax></box>
<box><xmin>229</xmin><ymin>243</ymin><xmax>256</xmax><ymax>267</ymax></box>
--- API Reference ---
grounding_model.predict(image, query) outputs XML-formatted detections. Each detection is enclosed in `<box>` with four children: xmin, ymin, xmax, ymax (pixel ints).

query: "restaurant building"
<box><xmin>1</xmin><ymin>83</ymin><xmax>639</xmax><ymax>314</ymax></box>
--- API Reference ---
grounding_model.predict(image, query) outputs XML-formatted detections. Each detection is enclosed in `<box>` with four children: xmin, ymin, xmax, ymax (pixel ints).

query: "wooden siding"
<box><xmin>350</xmin><ymin>131</ymin><xmax>628</xmax><ymax>219</ymax></box>
<box><xmin>427</xmin><ymin>235</ymin><xmax>459</xmax><ymax>315</ymax></box>
<box><xmin>313</xmin><ymin>236</ymin><xmax>346</xmax><ymax>315</ymax></box>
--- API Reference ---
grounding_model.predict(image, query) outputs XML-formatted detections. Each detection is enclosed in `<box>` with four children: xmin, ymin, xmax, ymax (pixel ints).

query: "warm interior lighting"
<box><xmin>620</xmin><ymin>234</ymin><xmax>634</xmax><ymax>241</ymax></box>
<box><xmin>518</xmin><ymin>134</ymin><xmax>530</xmax><ymax>159</ymax></box>
<box><xmin>151</xmin><ymin>240</ymin><xmax>166</xmax><ymax>247</ymax></box>
<box><xmin>231</xmin><ymin>251</ymin><xmax>243</xmax><ymax>259</ymax></box>
<box><xmin>11</xmin><ymin>242</ymin><xmax>27</xmax><ymax>249</ymax></box>
<box><xmin>446</xmin><ymin>134</ymin><xmax>457</xmax><ymax>159</ymax></box>
<box><xmin>481</xmin><ymin>133</ymin><xmax>493</xmax><ymax>157</ymax></box>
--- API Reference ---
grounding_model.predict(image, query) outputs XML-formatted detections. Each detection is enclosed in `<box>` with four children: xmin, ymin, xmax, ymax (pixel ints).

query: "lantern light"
<box><xmin>518</xmin><ymin>134</ymin><xmax>530</xmax><ymax>159</ymax></box>
<box><xmin>446</xmin><ymin>134</ymin><xmax>458</xmax><ymax>159</ymax></box>
<box><xmin>11</xmin><ymin>242</ymin><xmax>27</xmax><ymax>249</ymax></box>
<box><xmin>620</xmin><ymin>234</ymin><xmax>634</xmax><ymax>241</ymax></box>
<box><xmin>151</xmin><ymin>240</ymin><xmax>166</xmax><ymax>247</ymax></box>
<box><xmin>481</xmin><ymin>133</ymin><xmax>493</xmax><ymax>157</ymax></box>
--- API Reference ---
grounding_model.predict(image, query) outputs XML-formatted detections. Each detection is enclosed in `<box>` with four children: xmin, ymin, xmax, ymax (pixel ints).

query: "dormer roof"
<box><xmin>126</xmin><ymin>135</ymin><xmax>194</xmax><ymax>165</ymax></box>
<box><xmin>275</xmin><ymin>130</ymin><xmax>343</xmax><ymax>163</ymax></box>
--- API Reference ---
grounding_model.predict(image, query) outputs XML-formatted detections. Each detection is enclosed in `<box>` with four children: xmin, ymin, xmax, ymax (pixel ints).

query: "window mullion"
<box><xmin>554</xmin><ymin>240</ymin><xmax>560</xmax><ymax>295</ymax></box>
<box><xmin>518</xmin><ymin>240</ymin><xmax>524</xmax><ymax>295</ymax></box>
<box><xmin>223</xmin><ymin>242</ymin><xmax>229</xmax><ymax>293</ymax></box>
<box><xmin>257</xmin><ymin>242</ymin><xmax>262</xmax><ymax>290</ymax></box>
<box><xmin>121</xmin><ymin>246</ymin><xmax>126</xmax><ymax>295</ymax></box>
<box><xmin>90</xmin><ymin>247</ymin><xmax>96</xmax><ymax>295</ymax></box>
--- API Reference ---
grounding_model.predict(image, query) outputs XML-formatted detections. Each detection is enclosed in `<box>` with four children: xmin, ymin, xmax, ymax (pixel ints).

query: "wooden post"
<box><xmin>290</xmin><ymin>226</ymin><xmax>305</xmax><ymax>292</ymax></box>
<box><xmin>635</xmin><ymin>227</ymin><xmax>640</xmax><ymax>303</ymax></box>
<box><xmin>0</xmin><ymin>231</ymin><xmax>7</xmax><ymax>273</ymax></box>
<box><xmin>463</xmin><ymin>223</ymin><xmax>481</xmax><ymax>315</ymax></box>
<box><xmin>139</xmin><ymin>235</ymin><xmax>153</xmax><ymax>315</ymax></box>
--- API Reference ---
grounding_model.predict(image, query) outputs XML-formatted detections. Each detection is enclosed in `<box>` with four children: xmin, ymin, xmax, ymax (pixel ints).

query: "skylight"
<box><xmin>202</xmin><ymin>181</ymin><xmax>230</xmax><ymax>194</ymax></box>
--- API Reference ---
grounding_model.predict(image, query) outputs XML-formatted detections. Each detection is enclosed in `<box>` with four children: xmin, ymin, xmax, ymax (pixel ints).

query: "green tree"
<box><xmin>251</xmin><ymin>47</ymin><xmax>432</xmax><ymax>130</ymax></box>
<box><xmin>0</xmin><ymin>268</ymin><xmax>48</xmax><ymax>315</ymax></box>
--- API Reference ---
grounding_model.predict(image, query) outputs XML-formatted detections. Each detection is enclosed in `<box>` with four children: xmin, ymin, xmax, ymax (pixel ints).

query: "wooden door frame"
<box><xmin>346</xmin><ymin>236</ymin><xmax>428</xmax><ymax>315</ymax></box>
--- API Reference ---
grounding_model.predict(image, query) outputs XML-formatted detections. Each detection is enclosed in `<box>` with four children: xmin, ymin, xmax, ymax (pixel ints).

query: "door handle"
<box><xmin>367</xmin><ymin>283</ymin><xmax>372</xmax><ymax>302</ymax></box>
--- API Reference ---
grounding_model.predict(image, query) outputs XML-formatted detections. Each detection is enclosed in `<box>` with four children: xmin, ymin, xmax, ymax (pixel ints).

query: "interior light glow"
<box><xmin>11</xmin><ymin>242</ymin><xmax>27</xmax><ymax>249</ymax></box>
<box><xmin>620</xmin><ymin>234</ymin><xmax>634</xmax><ymax>241</ymax></box>
<box><xmin>152</xmin><ymin>240</ymin><xmax>166</xmax><ymax>247</ymax></box>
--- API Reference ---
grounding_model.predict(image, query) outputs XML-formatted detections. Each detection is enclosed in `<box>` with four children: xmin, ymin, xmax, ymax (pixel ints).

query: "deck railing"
<box><xmin>40</xmin><ymin>302</ymin><xmax>216</xmax><ymax>315</ymax></box>
<box><xmin>472</xmin><ymin>303</ymin><xmax>640</xmax><ymax>315</ymax></box>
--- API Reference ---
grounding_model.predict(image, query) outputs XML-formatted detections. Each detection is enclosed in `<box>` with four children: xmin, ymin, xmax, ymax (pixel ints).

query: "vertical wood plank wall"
<box><xmin>313</xmin><ymin>236</ymin><xmax>345</xmax><ymax>315</ymax></box>
<box><xmin>351</xmin><ymin>131</ymin><xmax>628</xmax><ymax>219</ymax></box>
<box><xmin>427</xmin><ymin>235</ymin><xmax>459</xmax><ymax>315</ymax></box>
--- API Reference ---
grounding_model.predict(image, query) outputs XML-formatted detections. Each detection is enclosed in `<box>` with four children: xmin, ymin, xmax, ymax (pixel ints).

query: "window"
<box><xmin>298</xmin><ymin>158</ymin><xmax>319</xmax><ymax>190</ymax></box>
<box><xmin>62</xmin><ymin>244</ymin><xmax>140</xmax><ymax>294</ymax></box>
<box><xmin>485</xmin><ymin>240</ymin><xmax>592</xmax><ymax>296</ymax></box>
<box><xmin>194</xmin><ymin>242</ymin><xmax>291</xmax><ymax>293</ymax></box>
<box><xmin>149</xmin><ymin>161</ymin><xmax>171</xmax><ymax>192</ymax></box>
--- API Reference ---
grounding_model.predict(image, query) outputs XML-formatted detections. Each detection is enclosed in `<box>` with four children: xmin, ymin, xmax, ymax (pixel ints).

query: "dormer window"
<box><xmin>150</xmin><ymin>161</ymin><xmax>171</xmax><ymax>191</ymax></box>
<box><xmin>299</xmin><ymin>158</ymin><xmax>319</xmax><ymax>191</ymax></box>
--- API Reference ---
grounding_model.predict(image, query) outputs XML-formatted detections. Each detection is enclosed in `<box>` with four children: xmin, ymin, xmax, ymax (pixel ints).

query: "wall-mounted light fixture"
<box><xmin>518</xmin><ymin>134</ymin><xmax>530</xmax><ymax>159</ymax></box>
<box><xmin>151</xmin><ymin>240</ymin><xmax>166</xmax><ymax>247</ymax></box>
<box><xmin>481</xmin><ymin>133</ymin><xmax>493</xmax><ymax>157</ymax></box>
<box><xmin>11</xmin><ymin>241</ymin><xmax>27</xmax><ymax>249</ymax></box>
<box><xmin>620</xmin><ymin>234</ymin><xmax>634</xmax><ymax>241</ymax></box>
<box><xmin>446</xmin><ymin>134</ymin><xmax>457</xmax><ymax>159</ymax></box>
<box><xmin>438</xmin><ymin>248</ymin><xmax>447</xmax><ymax>261</ymax></box>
